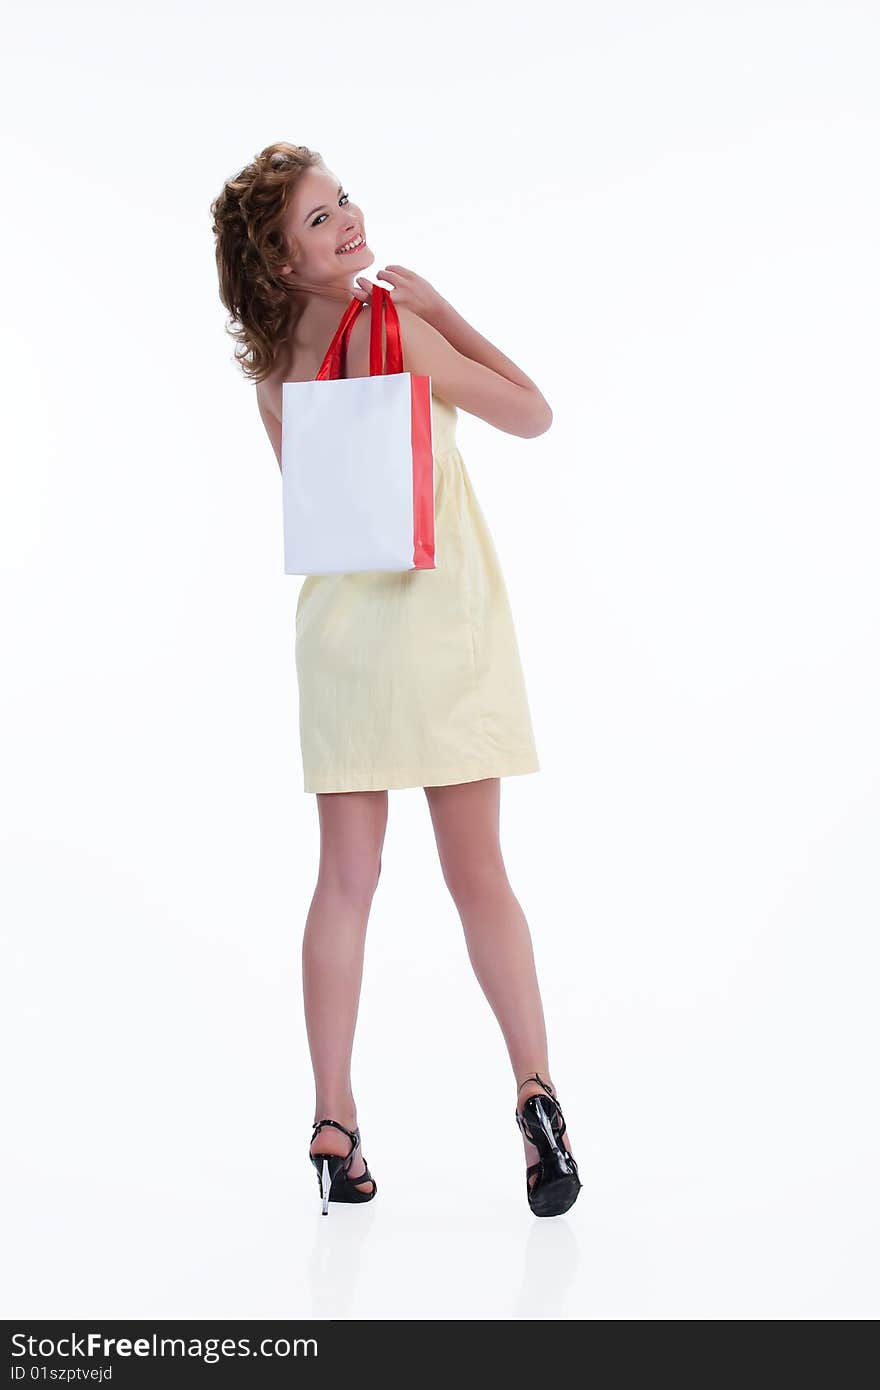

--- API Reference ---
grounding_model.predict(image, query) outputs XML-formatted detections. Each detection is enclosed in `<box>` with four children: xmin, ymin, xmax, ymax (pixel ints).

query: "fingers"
<box><xmin>375</xmin><ymin>267</ymin><xmax>409</xmax><ymax>284</ymax></box>
<box><xmin>357</xmin><ymin>267</ymin><xmax>412</xmax><ymax>291</ymax></box>
<box><xmin>353</xmin><ymin>272</ymin><xmax>408</xmax><ymax>306</ymax></box>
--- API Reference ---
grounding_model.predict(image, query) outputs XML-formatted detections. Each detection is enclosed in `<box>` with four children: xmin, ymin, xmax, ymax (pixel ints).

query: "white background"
<box><xmin>2</xmin><ymin>0</ymin><xmax>878</xmax><ymax>1320</ymax></box>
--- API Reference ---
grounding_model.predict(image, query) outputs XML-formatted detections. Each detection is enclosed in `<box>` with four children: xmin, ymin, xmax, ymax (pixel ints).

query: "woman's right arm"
<box><xmin>395</xmin><ymin>305</ymin><xmax>553</xmax><ymax>440</ymax></box>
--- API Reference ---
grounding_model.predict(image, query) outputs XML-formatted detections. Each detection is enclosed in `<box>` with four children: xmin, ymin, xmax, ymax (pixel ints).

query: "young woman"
<box><xmin>210</xmin><ymin>143</ymin><xmax>581</xmax><ymax>1217</ymax></box>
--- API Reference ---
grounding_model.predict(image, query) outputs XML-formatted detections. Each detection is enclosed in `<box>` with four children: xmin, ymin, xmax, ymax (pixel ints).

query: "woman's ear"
<box><xmin>279</xmin><ymin>240</ymin><xmax>298</xmax><ymax>279</ymax></box>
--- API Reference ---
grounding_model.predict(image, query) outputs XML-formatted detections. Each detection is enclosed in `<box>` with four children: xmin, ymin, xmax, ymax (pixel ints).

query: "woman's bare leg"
<box><xmin>303</xmin><ymin>788</ymin><xmax>387</xmax><ymax>1191</ymax></box>
<box><xmin>423</xmin><ymin>776</ymin><xmax>575</xmax><ymax>1185</ymax></box>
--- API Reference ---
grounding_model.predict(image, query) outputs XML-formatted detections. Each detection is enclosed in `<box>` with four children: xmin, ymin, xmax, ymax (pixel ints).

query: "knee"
<box><xmin>319</xmin><ymin>853</ymin><xmax>383</xmax><ymax>906</ymax></box>
<box><xmin>440</xmin><ymin>854</ymin><xmax>508</xmax><ymax>912</ymax></box>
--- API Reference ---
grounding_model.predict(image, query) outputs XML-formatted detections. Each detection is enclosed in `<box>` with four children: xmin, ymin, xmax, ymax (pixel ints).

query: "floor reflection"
<box><xmin>509</xmin><ymin>1213</ymin><xmax>582</xmax><ymax>1319</ymax></box>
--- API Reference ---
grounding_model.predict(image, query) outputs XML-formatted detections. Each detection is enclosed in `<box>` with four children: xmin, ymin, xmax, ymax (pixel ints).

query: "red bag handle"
<box><xmin>315</xmin><ymin>286</ymin><xmax>404</xmax><ymax>380</ymax></box>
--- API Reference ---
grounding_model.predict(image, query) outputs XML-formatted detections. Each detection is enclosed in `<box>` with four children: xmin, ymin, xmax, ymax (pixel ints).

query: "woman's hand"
<box><xmin>352</xmin><ymin>266</ymin><xmax>447</xmax><ymax>325</ymax></box>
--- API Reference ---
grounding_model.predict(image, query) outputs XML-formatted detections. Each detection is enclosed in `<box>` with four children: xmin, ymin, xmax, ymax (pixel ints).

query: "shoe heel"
<box><xmin>529</xmin><ymin>1096</ymin><xmax>577</xmax><ymax>1176</ymax></box>
<box><xmin>308</xmin><ymin>1118</ymin><xmax>378</xmax><ymax>1212</ymax></box>
<box><xmin>515</xmin><ymin>1075</ymin><xmax>583</xmax><ymax>1218</ymax></box>
<box><xmin>309</xmin><ymin>1151</ymin><xmax>347</xmax><ymax>1215</ymax></box>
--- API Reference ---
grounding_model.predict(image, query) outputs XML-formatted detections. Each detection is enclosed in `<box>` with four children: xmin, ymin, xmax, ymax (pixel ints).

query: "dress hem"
<box><xmin>303</xmin><ymin>756</ymin><xmax>540</xmax><ymax>795</ymax></box>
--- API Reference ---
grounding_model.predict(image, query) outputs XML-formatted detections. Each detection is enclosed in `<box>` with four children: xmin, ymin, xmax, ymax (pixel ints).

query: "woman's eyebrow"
<box><xmin>304</xmin><ymin>184</ymin><xmax>343</xmax><ymax>223</ymax></box>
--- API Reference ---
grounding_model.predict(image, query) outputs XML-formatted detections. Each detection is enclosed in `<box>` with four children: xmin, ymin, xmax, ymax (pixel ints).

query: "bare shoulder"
<box><xmin>394</xmin><ymin>304</ymin><xmax>443</xmax><ymax>364</ymax></box>
<box><xmin>254</xmin><ymin>311</ymin><xmax>373</xmax><ymax>469</ymax></box>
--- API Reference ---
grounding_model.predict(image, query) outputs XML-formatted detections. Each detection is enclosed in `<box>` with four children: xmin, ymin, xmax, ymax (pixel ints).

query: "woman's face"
<box><xmin>281</xmin><ymin>165</ymin><xmax>373</xmax><ymax>289</ymax></box>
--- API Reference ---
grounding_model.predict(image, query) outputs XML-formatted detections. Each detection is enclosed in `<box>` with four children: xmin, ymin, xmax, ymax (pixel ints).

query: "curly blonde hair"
<box><xmin>210</xmin><ymin>142</ymin><xmax>326</xmax><ymax>384</ymax></box>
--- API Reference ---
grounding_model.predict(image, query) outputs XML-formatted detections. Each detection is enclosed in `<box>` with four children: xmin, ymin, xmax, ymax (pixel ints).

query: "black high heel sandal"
<box><xmin>309</xmin><ymin>1118</ymin><xmax>377</xmax><ymax>1215</ymax></box>
<box><xmin>515</xmin><ymin>1072</ymin><xmax>582</xmax><ymax>1217</ymax></box>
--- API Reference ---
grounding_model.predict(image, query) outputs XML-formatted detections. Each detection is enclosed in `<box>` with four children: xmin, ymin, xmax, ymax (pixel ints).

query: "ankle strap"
<box><xmin>516</xmin><ymin>1071</ymin><xmax>556</xmax><ymax>1100</ymax></box>
<box><xmin>311</xmin><ymin>1117</ymin><xmax>360</xmax><ymax>1148</ymax></box>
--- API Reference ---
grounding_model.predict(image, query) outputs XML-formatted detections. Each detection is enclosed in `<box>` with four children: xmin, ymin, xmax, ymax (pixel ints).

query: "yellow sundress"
<box><xmin>294</xmin><ymin>389</ymin><xmax>540</xmax><ymax>793</ymax></box>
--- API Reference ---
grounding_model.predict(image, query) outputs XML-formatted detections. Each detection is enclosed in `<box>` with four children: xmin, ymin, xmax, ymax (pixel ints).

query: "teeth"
<box><xmin>336</xmin><ymin>234</ymin><xmax>364</xmax><ymax>253</ymax></box>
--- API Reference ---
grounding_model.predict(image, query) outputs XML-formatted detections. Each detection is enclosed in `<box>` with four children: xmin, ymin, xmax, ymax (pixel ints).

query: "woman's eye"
<box><xmin>313</xmin><ymin>192</ymin><xmax>350</xmax><ymax>227</ymax></box>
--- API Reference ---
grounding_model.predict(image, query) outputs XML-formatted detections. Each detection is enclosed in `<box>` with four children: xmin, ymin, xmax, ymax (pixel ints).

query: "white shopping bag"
<box><xmin>281</xmin><ymin>286</ymin><xmax>436</xmax><ymax>576</ymax></box>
